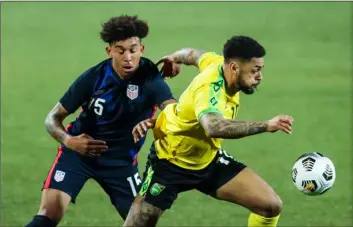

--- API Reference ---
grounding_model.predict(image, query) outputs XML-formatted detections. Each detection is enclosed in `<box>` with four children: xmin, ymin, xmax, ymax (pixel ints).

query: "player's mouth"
<box><xmin>122</xmin><ymin>66</ymin><xmax>134</xmax><ymax>73</ymax></box>
<box><xmin>252</xmin><ymin>83</ymin><xmax>260</xmax><ymax>89</ymax></box>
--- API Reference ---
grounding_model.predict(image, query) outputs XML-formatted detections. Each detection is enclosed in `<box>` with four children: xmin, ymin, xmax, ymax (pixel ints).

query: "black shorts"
<box><xmin>139</xmin><ymin>144</ymin><xmax>247</xmax><ymax>211</ymax></box>
<box><xmin>42</xmin><ymin>146</ymin><xmax>142</xmax><ymax>216</ymax></box>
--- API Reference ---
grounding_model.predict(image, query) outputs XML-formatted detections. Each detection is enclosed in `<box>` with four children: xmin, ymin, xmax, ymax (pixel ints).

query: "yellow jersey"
<box><xmin>153</xmin><ymin>52</ymin><xmax>240</xmax><ymax>170</ymax></box>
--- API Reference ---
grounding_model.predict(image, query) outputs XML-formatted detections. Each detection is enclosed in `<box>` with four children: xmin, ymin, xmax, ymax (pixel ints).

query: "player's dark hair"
<box><xmin>223</xmin><ymin>36</ymin><xmax>266</xmax><ymax>62</ymax></box>
<box><xmin>100</xmin><ymin>15</ymin><xmax>149</xmax><ymax>45</ymax></box>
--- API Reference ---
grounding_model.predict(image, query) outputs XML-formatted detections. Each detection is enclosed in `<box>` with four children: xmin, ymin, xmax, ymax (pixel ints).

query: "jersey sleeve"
<box><xmin>197</xmin><ymin>52</ymin><xmax>224</xmax><ymax>72</ymax></box>
<box><xmin>148</xmin><ymin>73</ymin><xmax>175</xmax><ymax>106</ymax></box>
<box><xmin>193</xmin><ymin>82</ymin><xmax>225</xmax><ymax>121</ymax></box>
<box><xmin>143</xmin><ymin>58</ymin><xmax>175</xmax><ymax>107</ymax></box>
<box><xmin>59</xmin><ymin>70</ymin><xmax>97</xmax><ymax>114</ymax></box>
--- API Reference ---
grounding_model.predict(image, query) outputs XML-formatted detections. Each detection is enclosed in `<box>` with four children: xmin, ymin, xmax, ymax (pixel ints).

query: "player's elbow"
<box><xmin>200</xmin><ymin>115</ymin><xmax>224</xmax><ymax>138</ymax></box>
<box><xmin>44</xmin><ymin>112</ymin><xmax>62</xmax><ymax>132</ymax></box>
<box><xmin>44</xmin><ymin>113</ymin><xmax>51</xmax><ymax>127</ymax></box>
<box><xmin>203</xmin><ymin>124</ymin><xmax>220</xmax><ymax>138</ymax></box>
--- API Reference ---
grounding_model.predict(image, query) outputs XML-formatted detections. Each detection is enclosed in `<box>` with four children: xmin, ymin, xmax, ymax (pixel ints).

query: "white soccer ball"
<box><xmin>291</xmin><ymin>152</ymin><xmax>336</xmax><ymax>196</ymax></box>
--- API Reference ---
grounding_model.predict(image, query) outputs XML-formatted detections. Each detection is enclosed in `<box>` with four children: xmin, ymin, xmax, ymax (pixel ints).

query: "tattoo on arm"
<box><xmin>45</xmin><ymin>102</ymin><xmax>71</xmax><ymax>144</ymax></box>
<box><xmin>171</xmin><ymin>48</ymin><xmax>205</xmax><ymax>67</ymax></box>
<box><xmin>200</xmin><ymin>113</ymin><xmax>268</xmax><ymax>139</ymax></box>
<box><xmin>124</xmin><ymin>196</ymin><xmax>162</xmax><ymax>227</ymax></box>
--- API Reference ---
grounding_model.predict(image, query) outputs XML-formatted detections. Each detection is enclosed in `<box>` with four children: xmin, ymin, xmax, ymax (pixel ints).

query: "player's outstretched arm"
<box><xmin>169</xmin><ymin>48</ymin><xmax>205</xmax><ymax>66</ymax></box>
<box><xmin>200</xmin><ymin>112</ymin><xmax>293</xmax><ymax>139</ymax></box>
<box><xmin>157</xmin><ymin>48</ymin><xmax>205</xmax><ymax>68</ymax></box>
<box><xmin>132</xmin><ymin>118</ymin><xmax>156</xmax><ymax>143</ymax></box>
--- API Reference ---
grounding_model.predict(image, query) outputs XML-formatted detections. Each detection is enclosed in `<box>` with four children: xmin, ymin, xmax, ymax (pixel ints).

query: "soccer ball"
<box><xmin>291</xmin><ymin>152</ymin><xmax>335</xmax><ymax>196</ymax></box>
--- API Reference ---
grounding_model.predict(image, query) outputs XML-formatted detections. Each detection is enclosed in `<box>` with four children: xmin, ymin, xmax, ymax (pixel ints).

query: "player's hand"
<box><xmin>266</xmin><ymin>115</ymin><xmax>294</xmax><ymax>134</ymax></box>
<box><xmin>64</xmin><ymin>133</ymin><xmax>108</xmax><ymax>157</ymax></box>
<box><xmin>132</xmin><ymin>118</ymin><xmax>156</xmax><ymax>143</ymax></box>
<box><xmin>156</xmin><ymin>56</ymin><xmax>181</xmax><ymax>79</ymax></box>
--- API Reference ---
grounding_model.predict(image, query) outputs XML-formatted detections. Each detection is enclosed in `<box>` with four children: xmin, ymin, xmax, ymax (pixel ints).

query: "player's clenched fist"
<box><xmin>64</xmin><ymin>133</ymin><xmax>108</xmax><ymax>157</ymax></box>
<box><xmin>132</xmin><ymin>118</ymin><xmax>156</xmax><ymax>143</ymax></box>
<box><xmin>266</xmin><ymin>115</ymin><xmax>294</xmax><ymax>134</ymax></box>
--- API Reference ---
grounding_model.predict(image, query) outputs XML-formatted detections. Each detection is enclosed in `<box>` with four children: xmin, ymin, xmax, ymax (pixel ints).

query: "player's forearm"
<box><xmin>201</xmin><ymin>113</ymin><xmax>268</xmax><ymax>139</ymax></box>
<box><xmin>210</xmin><ymin>120</ymin><xmax>268</xmax><ymax>139</ymax></box>
<box><xmin>45</xmin><ymin>103</ymin><xmax>72</xmax><ymax>145</ymax></box>
<box><xmin>171</xmin><ymin>48</ymin><xmax>205</xmax><ymax>67</ymax></box>
<box><xmin>45</xmin><ymin>115</ymin><xmax>71</xmax><ymax>145</ymax></box>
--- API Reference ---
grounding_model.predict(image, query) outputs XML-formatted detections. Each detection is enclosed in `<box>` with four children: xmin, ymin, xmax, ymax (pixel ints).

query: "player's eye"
<box><xmin>115</xmin><ymin>48</ymin><xmax>125</xmax><ymax>54</ymax></box>
<box><xmin>131</xmin><ymin>48</ymin><xmax>138</xmax><ymax>53</ymax></box>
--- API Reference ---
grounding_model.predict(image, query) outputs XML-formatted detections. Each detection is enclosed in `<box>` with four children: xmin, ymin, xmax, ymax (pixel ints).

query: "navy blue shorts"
<box><xmin>42</xmin><ymin>146</ymin><xmax>142</xmax><ymax>218</ymax></box>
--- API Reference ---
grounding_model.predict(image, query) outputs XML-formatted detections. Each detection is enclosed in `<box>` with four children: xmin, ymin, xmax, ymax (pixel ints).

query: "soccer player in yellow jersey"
<box><xmin>124</xmin><ymin>36</ymin><xmax>294</xmax><ymax>227</ymax></box>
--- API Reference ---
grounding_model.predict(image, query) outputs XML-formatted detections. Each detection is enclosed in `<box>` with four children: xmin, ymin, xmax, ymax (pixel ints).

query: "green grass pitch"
<box><xmin>1</xmin><ymin>2</ymin><xmax>352</xmax><ymax>226</ymax></box>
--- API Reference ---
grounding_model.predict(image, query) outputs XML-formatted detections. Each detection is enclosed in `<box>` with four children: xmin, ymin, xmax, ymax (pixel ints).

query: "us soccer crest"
<box><xmin>127</xmin><ymin>84</ymin><xmax>139</xmax><ymax>100</ymax></box>
<box><xmin>54</xmin><ymin>170</ymin><xmax>65</xmax><ymax>182</ymax></box>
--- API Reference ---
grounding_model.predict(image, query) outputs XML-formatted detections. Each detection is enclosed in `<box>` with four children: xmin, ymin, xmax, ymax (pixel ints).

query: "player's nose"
<box><xmin>257</xmin><ymin>72</ymin><xmax>263</xmax><ymax>81</ymax></box>
<box><xmin>123</xmin><ymin>52</ymin><xmax>132</xmax><ymax>61</ymax></box>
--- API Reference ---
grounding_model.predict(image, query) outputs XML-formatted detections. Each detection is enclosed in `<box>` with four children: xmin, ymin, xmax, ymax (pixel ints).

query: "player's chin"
<box><xmin>241</xmin><ymin>87</ymin><xmax>255</xmax><ymax>95</ymax></box>
<box><xmin>122</xmin><ymin>67</ymin><xmax>137</xmax><ymax>78</ymax></box>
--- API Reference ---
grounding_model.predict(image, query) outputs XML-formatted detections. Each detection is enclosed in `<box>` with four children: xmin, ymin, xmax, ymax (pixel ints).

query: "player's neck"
<box><xmin>222</xmin><ymin>65</ymin><xmax>240</xmax><ymax>96</ymax></box>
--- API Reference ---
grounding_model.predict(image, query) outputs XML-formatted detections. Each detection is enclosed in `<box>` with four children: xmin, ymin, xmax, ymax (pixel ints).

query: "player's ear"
<box><xmin>140</xmin><ymin>43</ymin><xmax>145</xmax><ymax>54</ymax></box>
<box><xmin>105</xmin><ymin>46</ymin><xmax>112</xmax><ymax>57</ymax></box>
<box><xmin>229</xmin><ymin>61</ymin><xmax>240</xmax><ymax>75</ymax></box>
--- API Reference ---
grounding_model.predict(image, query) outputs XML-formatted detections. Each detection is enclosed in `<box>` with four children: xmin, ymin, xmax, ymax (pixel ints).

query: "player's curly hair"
<box><xmin>223</xmin><ymin>36</ymin><xmax>266</xmax><ymax>62</ymax></box>
<box><xmin>100</xmin><ymin>15</ymin><xmax>149</xmax><ymax>44</ymax></box>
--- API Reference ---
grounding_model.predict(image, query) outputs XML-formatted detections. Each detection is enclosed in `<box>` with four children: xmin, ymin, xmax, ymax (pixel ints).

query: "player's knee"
<box><xmin>260</xmin><ymin>194</ymin><xmax>282</xmax><ymax>217</ymax></box>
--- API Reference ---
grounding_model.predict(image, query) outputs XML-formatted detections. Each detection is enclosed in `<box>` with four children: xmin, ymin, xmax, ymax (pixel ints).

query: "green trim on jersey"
<box><xmin>197</xmin><ymin>65</ymin><xmax>225</xmax><ymax>121</ymax></box>
<box><xmin>208</xmin><ymin>66</ymin><xmax>225</xmax><ymax>108</ymax></box>
<box><xmin>197</xmin><ymin>108</ymin><xmax>222</xmax><ymax>121</ymax></box>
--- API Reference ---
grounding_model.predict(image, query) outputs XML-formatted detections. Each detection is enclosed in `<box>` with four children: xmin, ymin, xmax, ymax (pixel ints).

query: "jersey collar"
<box><xmin>218</xmin><ymin>65</ymin><xmax>239</xmax><ymax>98</ymax></box>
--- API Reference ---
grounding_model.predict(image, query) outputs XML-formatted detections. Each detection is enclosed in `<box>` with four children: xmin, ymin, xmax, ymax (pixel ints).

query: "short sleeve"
<box><xmin>59</xmin><ymin>70</ymin><xmax>97</xmax><ymax>114</ymax></box>
<box><xmin>148</xmin><ymin>74</ymin><xmax>175</xmax><ymax>106</ymax></box>
<box><xmin>197</xmin><ymin>52</ymin><xmax>224</xmax><ymax>73</ymax></box>
<box><xmin>193</xmin><ymin>82</ymin><xmax>225</xmax><ymax>121</ymax></box>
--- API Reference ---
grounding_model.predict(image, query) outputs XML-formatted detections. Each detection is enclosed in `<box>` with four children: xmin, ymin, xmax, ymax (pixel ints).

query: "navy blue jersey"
<box><xmin>59</xmin><ymin>57</ymin><xmax>174</xmax><ymax>166</ymax></box>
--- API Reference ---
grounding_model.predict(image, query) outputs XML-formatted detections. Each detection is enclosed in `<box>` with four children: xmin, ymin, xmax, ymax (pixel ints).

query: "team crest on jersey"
<box><xmin>127</xmin><ymin>84</ymin><xmax>139</xmax><ymax>100</ymax></box>
<box><xmin>54</xmin><ymin>170</ymin><xmax>65</xmax><ymax>182</ymax></box>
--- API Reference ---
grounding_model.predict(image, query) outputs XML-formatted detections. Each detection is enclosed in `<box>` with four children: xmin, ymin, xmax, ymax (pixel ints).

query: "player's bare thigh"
<box><xmin>37</xmin><ymin>188</ymin><xmax>71</xmax><ymax>223</ymax></box>
<box><xmin>124</xmin><ymin>194</ymin><xmax>163</xmax><ymax>227</ymax></box>
<box><xmin>214</xmin><ymin>167</ymin><xmax>282</xmax><ymax>217</ymax></box>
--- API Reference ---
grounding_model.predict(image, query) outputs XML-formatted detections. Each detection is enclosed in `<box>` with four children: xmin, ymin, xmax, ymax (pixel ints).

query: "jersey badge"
<box><xmin>54</xmin><ymin>170</ymin><xmax>66</xmax><ymax>182</ymax></box>
<box><xmin>127</xmin><ymin>84</ymin><xmax>139</xmax><ymax>100</ymax></box>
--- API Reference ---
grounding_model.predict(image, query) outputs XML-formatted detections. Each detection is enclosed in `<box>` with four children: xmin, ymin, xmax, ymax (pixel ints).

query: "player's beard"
<box><xmin>238</xmin><ymin>73</ymin><xmax>255</xmax><ymax>95</ymax></box>
<box><xmin>241</xmin><ymin>86</ymin><xmax>255</xmax><ymax>94</ymax></box>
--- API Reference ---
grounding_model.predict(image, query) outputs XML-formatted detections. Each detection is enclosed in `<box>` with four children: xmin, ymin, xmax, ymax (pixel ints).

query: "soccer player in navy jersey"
<box><xmin>25</xmin><ymin>15</ymin><xmax>179</xmax><ymax>227</ymax></box>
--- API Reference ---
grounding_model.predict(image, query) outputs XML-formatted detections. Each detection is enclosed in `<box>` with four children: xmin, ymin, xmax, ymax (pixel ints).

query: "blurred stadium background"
<box><xmin>1</xmin><ymin>2</ymin><xmax>352</xmax><ymax>226</ymax></box>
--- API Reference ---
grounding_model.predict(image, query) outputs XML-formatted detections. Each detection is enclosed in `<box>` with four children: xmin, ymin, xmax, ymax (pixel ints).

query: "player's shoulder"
<box><xmin>77</xmin><ymin>58</ymin><xmax>111</xmax><ymax>81</ymax></box>
<box><xmin>140</xmin><ymin>57</ymin><xmax>159</xmax><ymax>74</ymax></box>
<box><xmin>188</xmin><ymin>63</ymin><xmax>225</xmax><ymax>98</ymax></box>
<box><xmin>195</xmin><ymin>62</ymin><xmax>223</xmax><ymax>84</ymax></box>
<box><xmin>198</xmin><ymin>52</ymin><xmax>223</xmax><ymax>66</ymax></box>
<box><xmin>83</xmin><ymin>58</ymin><xmax>110</xmax><ymax>74</ymax></box>
<box><xmin>198</xmin><ymin>52</ymin><xmax>223</xmax><ymax>62</ymax></box>
<box><xmin>136</xmin><ymin>57</ymin><xmax>161</xmax><ymax>81</ymax></box>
